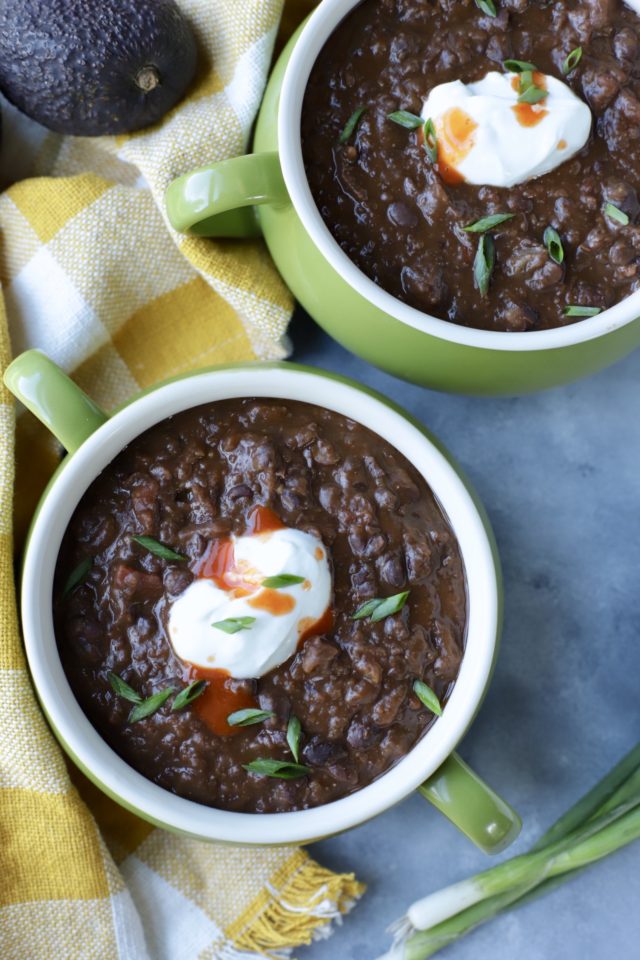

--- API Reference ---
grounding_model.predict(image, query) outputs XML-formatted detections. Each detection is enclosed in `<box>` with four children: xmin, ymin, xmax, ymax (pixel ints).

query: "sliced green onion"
<box><xmin>518</xmin><ymin>70</ymin><xmax>534</xmax><ymax>94</ymax></box>
<box><xmin>352</xmin><ymin>591</ymin><xmax>410</xmax><ymax>622</ymax></box>
<box><xmin>423</xmin><ymin>118</ymin><xmax>438</xmax><ymax>163</ymax></box>
<box><xmin>244</xmin><ymin>759</ymin><xmax>310</xmax><ymax>779</ymax></box>
<box><xmin>502</xmin><ymin>59</ymin><xmax>538</xmax><ymax>74</ymax></box>
<box><xmin>473</xmin><ymin>233</ymin><xmax>495</xmax><ymax>298</ymax></box>
<box><xmin>517</xmin><ymin>85</ymin><xmax>548</xmax><ymax>105</ymax></box>
<box><xmin>604</xmin><ymin>202</ymin><xmax>629</xmax><ymax>226</ymax></box>
<box><xmin>543</xmin><ymin>226</ymin><xmax>564</xmax><ymax>265</ymax></box>
<box><xmin>109</xmin><ymin>672</ymin><xmax>142</xmax><ymax>704</ymax></box>
<box><xmin>131</xmin><ymin>536</ymin><xmax>185</xmax><ymax>562</ymax></box>
<box><xmin>464</xmin><ymin>213</ymin><xmax>514</xmax><ymax>233</ymax></box>
<box><xmin>564</xmin><ymin>305</ymin><xmax>602</xmax><ymax>317</ymax></box>
<box><xmin>474</xmin><ymin>0</ymin><xmax>497</xmax><ymax>16</ymax></box>
<box><xmin>562</xmin><ymin>47</ymin><xmax>583</xmax><ymax>75</ymax></box>
<box><xmin>227</xmin><ymin>708</ymin><xmax>275</xmax><ymax>727</ymax></box>
<box><xmin>413</xmin><ymin>680</ymin><xmax>443</xmax><ymax>717</ymax></box>
<box><xmin>128</xmin><ymin>687</ymin><xmax>174</xmax><ymax>723</ymax></box>
<box><xmin>339</xmin><ymin>106</ymin><xmax>366</xmax><ymax>144</ymax></box>
<box><xmin>172</xmin><ymin>679</ymin><xmax>207</xmax><ymax>711</ymax></box>
<box><xmin>287</xmin><ymin>715</ymin><xmax>302</xmax><ymax>762</ymax></box>
<box><xmin>62</xmin><ymin>557</ymin><xmax>92</xmax><ymax>597</ymax></box>
<box><xmin>388</xmin><ymin>110</ymin><xmax>424</xmax><ymax>129</ymax></box>
<box><xmin>262</xmin><ymin>574</ymin><xmax>306</xmax><ymax>589</ymax></box>
<box><xmin>212</xmin><ymin>616</ymin><xmax>256</xmax><ymax>634</ymax></box>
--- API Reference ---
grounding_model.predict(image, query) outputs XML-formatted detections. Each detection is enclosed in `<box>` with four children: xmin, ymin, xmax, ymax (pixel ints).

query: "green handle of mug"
<box><xmin>3</xmin><ymin>350</ymin><xmax>521</xmax><ymax>854</ymax></box>
<box><xmin>420</xmin><ymin>752</ymin><xmax>521</xmax><ymax>854</ymax></box>
<box><xmin>165</xmin><ymin>152</ymin><xmax>287</xmax><ymax>238</ymax></box>
<box><xmin>3</xmin><ymin>349</ymin><xmax>107</xmax><ymax>453</ymax></box>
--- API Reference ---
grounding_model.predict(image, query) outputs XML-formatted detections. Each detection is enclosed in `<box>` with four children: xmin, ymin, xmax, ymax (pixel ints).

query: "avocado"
<box><xmin>0</xmin><ymin>0</ymin><xmax>197</xmax><ymax>136</ymax></box>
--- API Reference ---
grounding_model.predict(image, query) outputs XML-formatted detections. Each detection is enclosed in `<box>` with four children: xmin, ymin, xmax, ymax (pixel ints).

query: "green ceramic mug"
<box><xmin>5</xmin><ymin>349</ymin><xmax>520</xmax><ymax>852</ymax></box>
<box><xmin>165</xmin><ymin>0</ymin><xmax>640</xmax><ymax>395</ymax></box>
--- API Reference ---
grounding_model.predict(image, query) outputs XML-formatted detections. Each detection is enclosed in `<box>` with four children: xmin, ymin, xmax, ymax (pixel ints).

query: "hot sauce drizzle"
<box><xmin>434</xmin><ymin>107</ymin><xmax>477</xmax><ymax>185</ymax></box>
<box><xmin>189</xmin><ymin>667</ymin><xmax>257</xmax><ymax>737</ymax></box>
<box><xmin>511</xmin><ymin>72</ymin><xmax>549</xmax><ymax>128</ymax></box>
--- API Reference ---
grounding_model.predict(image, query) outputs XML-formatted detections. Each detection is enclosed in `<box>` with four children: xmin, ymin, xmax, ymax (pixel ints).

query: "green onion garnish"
<box><xmin>473</xmin><ymin>233</ymin><xmax>495</xmax><ymax>298</ymax></box>
<box><xmin>388</xmin><ymin>110</ymin><xmax>424</xmax><ymax>129</ymax></box>
<box><xmin>172</xmin><ymin>680</ymin><xmax>207</xmax><ymax>711</ymax></box>
<box><xmin>474</xmin><ymin>0</ymin><xmax>497</xmax><ymax>16</ymax></box>
<box><xmin>243</xmin><ymin>759</ymin><xmax>310</xmax><ymax>780</ymax></box>
<box><xmin>464</xmin><ymin>213</ymin><xmax>514</xmax><ymax>233</ymax></box>
<box><xmin>564</xmin><ymin>305</ymin><xmax>602</xmax><ymax>317</ymax></box>
<box><xmin>543</xmin><ymin>226</ymin><xmax>564</xmax><ymax>265</ymax></box>
<box><xmin>562</xmin><ymin>47</ymin><xmax>583</xmax><ymax>75</ymax></box>
<box><xmin>128</xmin><ymin>687</ymin><xmax>174</xmax><ymax>723</ymax></box>
<box><xmin>262</xmin><ymin>574</ymin><xmax>306</xmax><ymax>589</ymax></box>
<box><xmin>339</xmin><ymin>106</ymin><xmax>366</xmax><ymax>144</ymax></box>
<box><xmin>413</xmin><ymin>680</ymin><xmax>443</xmax><ymax>716</ymax></box>
<box><xmin>131</xmin><ymin>536</ymin><xmax>185</xmax><ymax>562</ymax></box>
<box><xmin>502</xmin><ymin>59</ymin><xmax>538</xmax><ymax>73</ymax></box>
<box><xmin>517</xmin><ymin>85</ymin><xmax>548</xmax><ymax>105</ymax></box>
<box><xmin>62</xmin><ymin>557</ymin><xmax>92</xmax><ymax>597</ymax></box>
<box><xmin>604</xmin><ymin>202</ymin><xmax>629</xmax><ymax>226</ymax></box>
<box><xmin>109</xmin><ymin>672</ymin><xmax>142</xmax><ymax>704</ymax></box>
<box><xmin>352</xmin><ymin>591</ymin><xmax>410</xmax><ymax>622</ymax></box>
<box><xmin>423</xmin><ymin>118</ymin><xmax>438</xmax><ymax>163</ymax></box>
<box><xmin>227</xmin><ymin>708</ymin><xmax>275</xmax><ymax>727</ymax></box>
<box><xmin>287</xmin><ymin>715</ymin><xmax>302</xmax><ymax>762</ymax></box>
<box><xmin>211</xmin><ymin>616</ymin><xmax>256</xmax><ymax>634</ymax></box>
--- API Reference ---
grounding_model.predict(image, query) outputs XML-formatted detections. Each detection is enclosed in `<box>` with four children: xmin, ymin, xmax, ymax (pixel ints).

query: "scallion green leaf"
<box><xmin>131</xmin><ymin>536</ymin><xmax>185</xmax><ymax>562</ymax></box>
<box><xmin>543</xmin><ymin>226</ymin><xmax>564</xmax><ymax>265</ymax></box>
<box><xmin>287</xmin><ymin>715</ymin><xmax>302</xmax><ymax>762</ymax></box>
<box><xmin>464</xmin><ymin>213</ymin><xmax>514</xmax><ymax>233</ymax></box>
<box><xmin>564</xmin><ymin>305</ymin><xmax>602</xmax><ymax>318</ymax></box>
<box><xmin>128</xmin><ymin>687</ymin><xmax>174</xmax><ymax>723</ymax></box>
<box><xmin>473</xmin><ymin>233</ymin><xmax>495</xmax><ymax>298</ymax></box>
<box><xmin>352</xmin><ymin>591</ymin><xmax>410</xmax><ymax>622</ymax></box>
<box><xmin>227</xmin><ymin>708</ymin><xmax>275</xmax><ymax>727</ymax></box>
<box><xmin>517</xmin><ymin>85</ymin><xmax>548</xmax><ymax>105</ymax></box>
<box><xmin>262</xmin><ymin>574</ymin><xmax>306</xmax><ymax>589</ymax></box>
<box><xmin>172</xmin><ymin>680</ymin><xmax>207</xmax><ymax>711</ymax></box>
<box><xmin>604</xmin><ymin>202</ymin><xmax>629</xmax><ymax>226</ymax></box>
<box><xmin>109</xmin><ymin>672</ymin><xmax>142</xmax><ymax>704</ymax></box>
<box><xmin>388</xmin><ymin>110</ymin><xmax>424</xmax><ymax>129</ymax></box>
<box><xmin>339</xmin><ymin>106</ymin><xmax>366</xmax><ymax>144</ymax></box>
<box><xmin>413</xmin><ymin>679</ymin><xmax>443</xmax><ymax>716</ymax></box>
<box><xmin>562</xmin><ymin>47</ymin><xmax>583</xmax><ymax>75</ymax></box>
<box><xmin>502</xmin><ymin>59</ymin><xmax>537</xmax><ymax>74</ymax></box>
<box><xmin>423</xmin><ymin>118</ymin><xmax>438</xmax><ymax>163</ymax></box>
<box><xmin>211</xmin><ymin>616</ymin><xmax>256</xmax><ymax>634</ymax></box>
<box><xmin>474</xmin><ymin>0</ymin><xmax>497</xmax><ymax>16</ymax></box>
<box><xmin>62</xmin><ymin>557</ymin><xmax>92</xmax><ymax>597</ymax></box>
<box><xmin>243</xmin><ymin>759</ymin><xmax>310</xmax><ymax>780</ymax></box>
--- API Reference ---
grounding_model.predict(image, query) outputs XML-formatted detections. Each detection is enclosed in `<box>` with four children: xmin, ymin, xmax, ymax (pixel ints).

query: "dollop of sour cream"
<box><xmin>168</xmin><ymin>523</ymin><xmax>332</xmax><ymax>679</ymax></box>
<box><xmin>421</xmin><ymin>71</ymin><xmax>592</xmax><ymax>188</ymax></box>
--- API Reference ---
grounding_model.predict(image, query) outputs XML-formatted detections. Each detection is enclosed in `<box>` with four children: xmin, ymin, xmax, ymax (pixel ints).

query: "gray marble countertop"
<box><xmin>290</xmin><ymin>311</ymin><xmax>640</xmax><ymax>960</ymax></box>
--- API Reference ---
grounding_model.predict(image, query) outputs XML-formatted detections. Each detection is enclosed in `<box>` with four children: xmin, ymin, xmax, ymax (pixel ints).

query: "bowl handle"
<box><xmin>3</xmin><ymin>349</ymin><xmax>107</xmax><ymax>454</ymax></box>
<box><xmin>165</xmin><ymin>152</ymin><xmax>287</xmax><ymax>238</ymax></box>
<box><xmin>419</xmin><ymin>752</ymin><xmax>521</xmax><ymax>854</ymax></box>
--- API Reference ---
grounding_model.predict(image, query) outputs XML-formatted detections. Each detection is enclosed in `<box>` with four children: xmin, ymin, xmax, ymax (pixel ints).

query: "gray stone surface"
<box><xmin>290</xmin><ymin>311</ymin><xmax>640</xmax><ymax>960</ymax></box>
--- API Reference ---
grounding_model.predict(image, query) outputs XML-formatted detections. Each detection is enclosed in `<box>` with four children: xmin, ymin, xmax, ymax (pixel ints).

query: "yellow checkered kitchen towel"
<box><xmin>0</xmin><ymin>1</ymin><xmax>363</xmax><ymax>958</ymax></box>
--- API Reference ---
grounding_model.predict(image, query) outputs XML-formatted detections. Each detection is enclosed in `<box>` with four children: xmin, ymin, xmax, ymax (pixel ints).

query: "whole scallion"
<box><xmin>377</xmin><ymin>743</ymin><xmax>640</xmax><ymax>960</ymax></box>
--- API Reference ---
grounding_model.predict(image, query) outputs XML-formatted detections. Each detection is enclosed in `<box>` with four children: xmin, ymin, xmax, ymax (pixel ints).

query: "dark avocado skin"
<box><xmin>0</xmin><ymin>0</ymin><xmax>198</xmax><ymax>136</ymax></box>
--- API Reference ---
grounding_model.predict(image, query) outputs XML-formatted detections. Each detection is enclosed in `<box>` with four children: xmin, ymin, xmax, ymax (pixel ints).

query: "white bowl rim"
<box><xmin>22</xmin><ymin>363</ymin><xmax>499</xmax><ymax>845</ymax></box>
<box><xmin>278</xmin><ymin>0</ymin><xmax>640</xmax><ymax>353</ymax></box>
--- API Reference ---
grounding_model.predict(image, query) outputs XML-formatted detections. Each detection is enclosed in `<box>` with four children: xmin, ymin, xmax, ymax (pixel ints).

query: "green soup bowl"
<box><xmin>164</xmin><ymin>0</ymin><xmax>640</xmax><ymax>395</ymax></box>
<box><xmin>5</xmin><ymin>349</ymin><xmax>519</xmax><ymax>852</ymax></box>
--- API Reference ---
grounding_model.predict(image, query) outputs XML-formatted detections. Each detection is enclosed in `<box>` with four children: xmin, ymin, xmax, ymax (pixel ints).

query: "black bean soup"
<box><xmin>302</xmin><ymin>0</ymin><xmax>640</xmax><ymax>331</ymax></box>
<box><xmin>54</xmin><ymin>399</ymin><xmax>466</xmax><ymax>813</ymax></box>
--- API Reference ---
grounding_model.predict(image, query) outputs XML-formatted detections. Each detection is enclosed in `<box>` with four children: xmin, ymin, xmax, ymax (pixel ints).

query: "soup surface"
<box><xmin>302</xmin><ymin>0</ymin><xmax>640</xmax><ymax>331</ymax></box>
<box><xmin>54</xmin><ymin>399</ymin><xmax>466</xmax><ymax>812</ymax></box>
